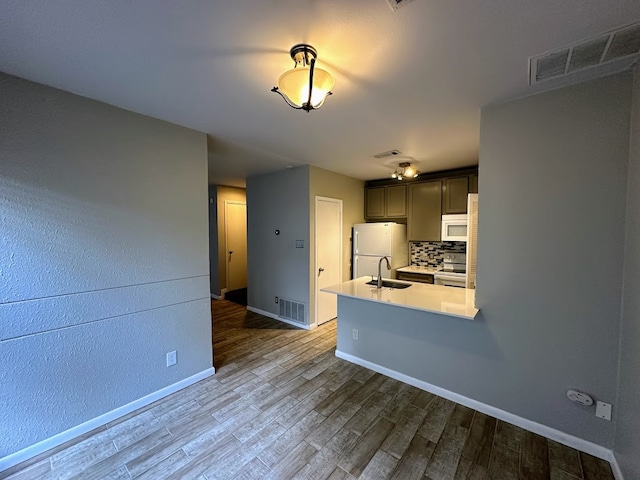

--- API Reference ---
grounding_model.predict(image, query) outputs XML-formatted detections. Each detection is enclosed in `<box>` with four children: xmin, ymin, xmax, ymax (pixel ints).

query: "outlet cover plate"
<box><xmin>166</xmin><ymin>350</ymin><xmax>177</xmax><ymax>367</ymax></box>
<box><xmin>596</xmin><ymin>401</ymin><xmax>612</xmax><ymax>420</ymax></box>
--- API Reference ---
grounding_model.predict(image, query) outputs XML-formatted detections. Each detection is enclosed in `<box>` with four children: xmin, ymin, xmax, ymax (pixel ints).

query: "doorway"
<box><xmin>315</xmin><ymin>196</ymin><xmax>342</xmax><ymax>325</ymax></box>
<box><xmin>224</xmin><ymin>201</ymin><xmax>247</xmax><ymax>304</ymax></box>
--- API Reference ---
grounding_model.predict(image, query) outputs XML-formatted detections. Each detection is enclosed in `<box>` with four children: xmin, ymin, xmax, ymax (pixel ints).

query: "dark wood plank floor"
<box><xmin>2</xmin><ymin>299</ymin><xmax>616</xmax><ymax>480</ymax></box>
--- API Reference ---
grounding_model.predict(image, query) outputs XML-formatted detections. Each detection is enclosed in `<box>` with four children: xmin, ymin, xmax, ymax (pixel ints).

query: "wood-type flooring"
<box><xmin>2</xmin><ymin>299</ymin><xmax>616</xmax><ymax>480</ymax></box>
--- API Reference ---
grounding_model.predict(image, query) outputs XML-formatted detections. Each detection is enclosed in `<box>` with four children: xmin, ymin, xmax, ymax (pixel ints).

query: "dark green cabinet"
<box><xmin>408</xmin><ymin>181</ymin><xmax>442</xmax><ymax>241</ymax></box>
<box><xmin>443</xmin><ymin>176</ymin><xmax>470</xmax><ymax>214</ymax></box>
<box><xmin>365</xmin><ymin>185</ymin><xmax>407</xmax><ymax>219</ymax></box>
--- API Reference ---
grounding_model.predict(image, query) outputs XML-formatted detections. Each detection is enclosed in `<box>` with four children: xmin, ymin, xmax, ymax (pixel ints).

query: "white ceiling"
<box><xmin>2</xmin><ymin>1</ymin><xmax>640</xmax><ymax>187</ymax></box>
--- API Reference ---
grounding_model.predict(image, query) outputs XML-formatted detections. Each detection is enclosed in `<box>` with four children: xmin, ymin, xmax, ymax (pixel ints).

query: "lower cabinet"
<box><xmin>408</xmin><ymin>181</ymin><xmax>442</xmax><ymax>241</ymax></box>
<box><xmin>396</xmin><ymin>272</ymin><xmax>434</xmax><ymax>284</ymax></box>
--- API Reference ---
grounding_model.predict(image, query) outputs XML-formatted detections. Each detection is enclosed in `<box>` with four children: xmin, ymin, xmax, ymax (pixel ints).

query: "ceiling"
<box><xmin>1</xmin><ymin>1</ymin><xmax>640</xmax><ymax>187</ymax></box>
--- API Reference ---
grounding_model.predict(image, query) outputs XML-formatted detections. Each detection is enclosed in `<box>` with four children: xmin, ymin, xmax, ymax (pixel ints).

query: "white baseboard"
<box><xmin>211</xmin><ymin>293</ymin><xmax>223</xmax><ymax>300</ymax></box>
<box><xmin>246</xmin><ymin>306</ymin><xmax>310</xmax><ymax>330</ymax></box>
<box><xmin>335</xmin><ymin>350</ymin><xmax>616</xmax><ymax>465</ymax></box>
<box><xmin>0</xmin><ymin>367</ymin><xmax>215</xmax><ymax>474</ymax></box>
<box><xmin>609</xmin><ymin>452</ymin><xmax>625</xmax><ymax>480</ymax></box>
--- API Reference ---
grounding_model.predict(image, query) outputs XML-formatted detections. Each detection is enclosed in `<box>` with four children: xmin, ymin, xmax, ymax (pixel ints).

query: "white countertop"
<box><xmin>322</xmin><ymin>277</ymin><xmax>478</xmax><ymax>320</ymax></box>
<box><xmin>396</xmin><ymin>265</ymin><xmax>441</xmax><ymax>275</ymax></box>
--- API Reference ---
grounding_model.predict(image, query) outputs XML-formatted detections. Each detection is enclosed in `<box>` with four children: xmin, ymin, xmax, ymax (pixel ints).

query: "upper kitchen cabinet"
<box><xmin>408</xmin><ymin>181</ymin><xmax>442</xmax><ymax>241</ymax></box>
<box><xmin>365</xmin><ymin>185</ymin><xmax>407</xmax><ymax>219</ymax></box>
<box><xmin>442</xmin><ymin>176</ymin><xmax>470</xmax><ymax>214</ymax></box>
<box><xmin>469</xmin><ymin>173</ymin><xmax>478</xmax><ymax>194</ymax></box>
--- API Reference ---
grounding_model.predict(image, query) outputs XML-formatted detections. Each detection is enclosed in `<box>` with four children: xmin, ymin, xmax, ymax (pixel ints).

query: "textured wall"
<box><xmin>476</xmin><ymin>72</ymin><xmax>631</xmax><ymax>447</ymax></box>
<box><xmin>246</xmin><ymin>166</ymin><xmax>310</xmax><ymax>322</ymax></box>
<box><xmin>209</xmin><ymin>186</ymin><xmax>219</xmax><ymax>295</ymax></box>
<box><xmin>0</xmin><ymin>73</ymin><xmax>211</xmax><ymax>457</ymax></box>
<box><xmin>614</xmin><ymin>67</ymin><xmax>640</xmax><ymax>477</ymax></box>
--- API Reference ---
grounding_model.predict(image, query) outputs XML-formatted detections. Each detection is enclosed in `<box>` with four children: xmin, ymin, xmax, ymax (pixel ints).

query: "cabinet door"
<box><xmin>408</xmin><ymin>181</ymin><xmax>442</xmax><ymax>241</ymax></box>
<box><xmin>443</xmin><ymin>176</ymin><xmax>469</xmax><ymax>214</ymax></box>
<box><xmin>385</xmin><ymin>185</ymin><xmax>407</xmax><ymax>217</ymax></box>
<box><xmin>469</xmin><ymin>174</ymin><xmax>478</xmax><ymax>194</ymax></box>
<box><xmin>365</xmin><ymin>187</ymin><xmax>385</xmax><ymax>218</ymax></box>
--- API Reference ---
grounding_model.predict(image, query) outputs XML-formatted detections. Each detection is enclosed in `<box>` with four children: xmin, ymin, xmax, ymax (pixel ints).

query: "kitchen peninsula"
<box><xmin>322</xmin><ymin>277</ymin><xmax>478</xmax><ymax>320</ymax></box>
<box><xmin>321</xmin><ymin>278</ymin><xmax>480</xmax><ymax>404</ymax></box>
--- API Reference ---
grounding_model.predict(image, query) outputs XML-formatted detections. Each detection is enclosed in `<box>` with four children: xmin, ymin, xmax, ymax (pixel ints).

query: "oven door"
<box><xmin>434</xmin><ymin>272</ymin><xmax>467</xmax><ymax>288</ymax></box>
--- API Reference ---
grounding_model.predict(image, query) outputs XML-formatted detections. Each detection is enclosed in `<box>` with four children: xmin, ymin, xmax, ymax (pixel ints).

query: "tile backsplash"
<box><xmin>410</xmin><ymin>241</ymin><xmax>466</xmax><ymax>267</ymax></box>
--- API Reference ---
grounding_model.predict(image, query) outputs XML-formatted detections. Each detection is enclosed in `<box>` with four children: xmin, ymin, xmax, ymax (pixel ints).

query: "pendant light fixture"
<box><xmin>271</xmin><ymin>44</ymin><xmax>335</xmax><ymax>112</ymax></box>
<box><xmin>391</xmin><ymin>162</ymin><xmax>419</xmax><ymax>180</ymax></box>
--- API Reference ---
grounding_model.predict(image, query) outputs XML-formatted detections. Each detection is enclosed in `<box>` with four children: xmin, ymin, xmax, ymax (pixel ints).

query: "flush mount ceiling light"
<box><xmin>271</xmin><ymin>44</ymin><xmax>335</xmax><ymax>112</ymax></box>
<box><xmin>391</xmin><ymin>162</ymin><xmax>419</xmax><ymax>180</ymax></box>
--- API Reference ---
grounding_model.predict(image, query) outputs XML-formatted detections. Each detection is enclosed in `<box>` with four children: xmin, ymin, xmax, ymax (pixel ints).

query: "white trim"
<box><xmin>314</xmin><ymin>196</ymin><xmax>343</xmax><ymax>327</ymax></box>
<box><xmin>335</xmin><ymin>350</ymin><xmax>615</xmax><ymax>463</ymax></box>
<box><xmin>0</xmin><ymin>367</ymin><xmax>215</xmax><ymax>473</ymax></box>
<box><xmin>247</xmin><ymin>306</ymin><xmax>310</xmax><ymax>330</ymax></box>
<box><xmin>211</xmin><ymin>293</ymin><xmax>223</xmax><ymax>300</ymax></box>
<box><xmin>609</xmin><ymin>452</ymin><xmax>625</xmax><ymax>480</ymax></box>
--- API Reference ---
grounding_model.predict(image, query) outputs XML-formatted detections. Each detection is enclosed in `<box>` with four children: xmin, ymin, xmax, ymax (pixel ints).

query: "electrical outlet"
<box><xmin>352</xmin><ymin>329</ymin><xmax>359</xmax><ymax>340</ymax></box>
<box><xmin>275</xmin><ymin>296</ymin><xmax>279</xmax><ymax>304</ymax></box>
<box><xmin>166</xmin><ymin>350</ymin><xmax>177</xmax><ymax>367</ymax></box>
<box><xmin>596</xmin><ymin>401</ymin><xmax>612</xmax><ymax>421</ymax></box>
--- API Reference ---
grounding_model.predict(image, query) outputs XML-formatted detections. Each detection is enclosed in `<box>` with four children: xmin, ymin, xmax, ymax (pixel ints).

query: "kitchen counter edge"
<box><xmin>322</xmin><ymin>277</ymin><xmax>479</xmax><ymax>320</ymax></box>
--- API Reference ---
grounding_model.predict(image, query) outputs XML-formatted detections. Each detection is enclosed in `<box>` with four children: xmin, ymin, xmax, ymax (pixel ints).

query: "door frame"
<box><xmin>224</xmin><ymin>200</ymin><xmax>247</xmax><ymax>292</ymax></box>
<box><xmin>314</xmin><ymin>196</ymin><xmax>343</xmax><ymax>327</ymax></box>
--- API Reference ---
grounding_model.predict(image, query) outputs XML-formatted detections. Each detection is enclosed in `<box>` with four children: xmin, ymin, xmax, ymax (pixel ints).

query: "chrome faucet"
<box><xmin>377</xmin><ymin>256</ymin><xmax>391</xmax><ymax>289</ymax></box>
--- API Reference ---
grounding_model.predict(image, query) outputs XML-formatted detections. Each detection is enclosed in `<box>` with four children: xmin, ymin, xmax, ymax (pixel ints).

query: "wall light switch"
<box><xmin>595</xmin><ymin>401</ymin><xmax>612</xmax><ymax>421</ymax></box>
<box><xmin>295</xmin><ymin>240</ymin><xmax>304</xmax><ymax>248</ymax></box>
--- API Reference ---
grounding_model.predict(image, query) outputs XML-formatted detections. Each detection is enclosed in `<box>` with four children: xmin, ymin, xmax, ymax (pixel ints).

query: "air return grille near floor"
<box><xmin>279</xmin><ymin>298</ymin><xmax>306</xmax><ymax>325</ymax></box>
<box><xmin>530</xmin><ymin>22</ymin><xmax>640</xmax><ymax>85</ymax></box>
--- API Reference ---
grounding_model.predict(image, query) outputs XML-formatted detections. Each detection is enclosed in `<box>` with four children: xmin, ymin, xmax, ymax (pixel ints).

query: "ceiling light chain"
<box><xmin>272</xmin><ymin>44</ymin><xmax>335</xmax><ymax>112</ymax></box>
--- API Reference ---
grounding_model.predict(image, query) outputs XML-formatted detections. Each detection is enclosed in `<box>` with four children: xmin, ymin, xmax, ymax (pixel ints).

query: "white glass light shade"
<box><xmin>277</xmin><ymin>66</ymin><xmax>335</xmax><ymax>109</ymax></box>
<box><xmin>404</xmin><ymin>165</ymin><xmax>417</xmax><ymax>177</ymax></box>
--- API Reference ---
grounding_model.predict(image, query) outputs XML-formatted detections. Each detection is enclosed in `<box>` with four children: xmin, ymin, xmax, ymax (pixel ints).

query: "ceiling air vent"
<box><xmin>530</xmin><ymin>22</ymin><xmax>640</xmax><ymax>85</ymax></box>
<box><xmin>373</xmin><ymin>149</ymin><xmax>401</xmax><ymax>159</ymax></box>
<box><xmin>385</xmin><ymin>0</ymin><xmax>416</xmax><ymax>11</ymax></box>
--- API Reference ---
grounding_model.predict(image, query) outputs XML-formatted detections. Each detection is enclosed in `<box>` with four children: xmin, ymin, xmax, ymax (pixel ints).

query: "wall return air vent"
<box><xmin>530</xmin><ymin>22</ymin><xmax>640</xmax><ymax>85</ymax></box>
<box><xmin>279</xmin><ymin>298</ymin><xmax>306</xmax><ymax>325</ymax></box>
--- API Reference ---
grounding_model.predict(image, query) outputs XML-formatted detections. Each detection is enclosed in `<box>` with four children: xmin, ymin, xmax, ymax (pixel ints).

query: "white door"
<box><xmin>353</xmin><ymin>223</ymin><xmax>392</xmax><ymax>256</ymax></box>
<box><xmin>225</xmin><ymin>201</ymin><xmax>247</xmax><ymax>292</ymax></box>
<box><xmin>315</xmin><ymin>197</ymin><xmax>342</xmax><ymax>325</ymax></box>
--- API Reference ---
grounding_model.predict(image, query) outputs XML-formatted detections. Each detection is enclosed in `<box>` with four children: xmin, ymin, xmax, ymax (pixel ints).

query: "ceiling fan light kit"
<box><xmin>391</xmin><ymin>161</ymin><xmax>419</xmax><ymax>180</ymax></box>
<box><xmin>272</xmin><ymin>44</ymin><xmax>335</xmax><ymax>112</ymax></box>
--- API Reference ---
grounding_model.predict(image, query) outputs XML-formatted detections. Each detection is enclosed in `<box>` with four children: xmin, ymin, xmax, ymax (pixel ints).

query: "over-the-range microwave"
<box><xmin>441</xmin><ymin>214</ymin><xmax>468</xmax><ymax>242</ymax></box>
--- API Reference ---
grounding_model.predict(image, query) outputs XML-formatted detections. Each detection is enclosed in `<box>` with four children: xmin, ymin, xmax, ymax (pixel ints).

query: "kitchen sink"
<box><xmin>365</xmin><ymin>279</ymin><xmax>412</xmax><ymax>289</ymax></box>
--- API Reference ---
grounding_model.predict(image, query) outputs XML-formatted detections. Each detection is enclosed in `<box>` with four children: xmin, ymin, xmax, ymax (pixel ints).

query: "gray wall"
<box><xmin>335</xmin><ymin>73</ymin><xmax>632</xmax><ymax>449</ymax></box>
<box><xmin>246</xmin><ymin>166</ymin><xmax>310</xmax><ymax>322</ymax></box>
<box><xmin>614</xmin><ymin>67</ymin><xmax>640</xmax><ymax>476</ymax></box>
<box><xmin>209</xmin><ymin>185</ymin><xmax>220</xmax><ymax>295</ymax></box>
<box><xmin>0</xmin><ymin>73</ymin><xmax>212</xmax><ymax>457</ymax></box>
<box><xmin>476</xmin><ymin>72</ymin><xmax>631</xmax><ymax>447</ymax></box>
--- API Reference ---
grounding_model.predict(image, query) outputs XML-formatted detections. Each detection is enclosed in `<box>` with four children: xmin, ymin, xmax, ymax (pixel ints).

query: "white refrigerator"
<box><xmin>352</xmin><ymin>223</ymin><xmax>408</xmax><ymax>279</ymax></box>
